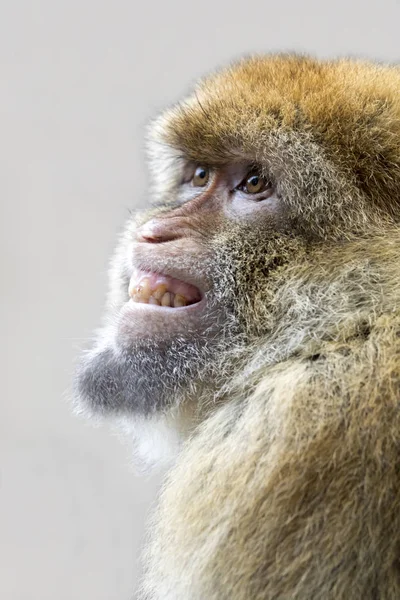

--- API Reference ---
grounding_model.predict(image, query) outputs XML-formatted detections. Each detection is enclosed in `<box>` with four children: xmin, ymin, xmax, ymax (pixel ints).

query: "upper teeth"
<box><xmin>129</xmin><ymin>278</ymin><xmax>188</xmax><ymax>308</ymax></box>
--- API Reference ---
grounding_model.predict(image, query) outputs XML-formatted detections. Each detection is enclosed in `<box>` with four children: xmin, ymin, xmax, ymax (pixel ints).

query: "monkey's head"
<box><xmin>74</xmin><ymin>54</ymin><xmax>400</xmax><ymax>464</ymax></box>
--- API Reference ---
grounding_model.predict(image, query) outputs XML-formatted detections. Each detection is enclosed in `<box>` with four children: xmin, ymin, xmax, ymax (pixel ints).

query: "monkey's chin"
<box><xmin>116</xmin><ymin>295</ymin><xmax>209</xmax><ymax>343</ymax></box>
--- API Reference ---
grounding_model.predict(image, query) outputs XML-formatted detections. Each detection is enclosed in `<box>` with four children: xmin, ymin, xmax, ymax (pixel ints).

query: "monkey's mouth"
<box><xmin>128</xmin><ymin>270</ymin><xmax>202</xmax><ymax>308</ymax></box>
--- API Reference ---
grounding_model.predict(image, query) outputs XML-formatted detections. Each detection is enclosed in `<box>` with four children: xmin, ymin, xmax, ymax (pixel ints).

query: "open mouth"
<box><xmin>128</xmin><ymin>270</ymin><xmax>203</xmax><ymax>308</ymax></box>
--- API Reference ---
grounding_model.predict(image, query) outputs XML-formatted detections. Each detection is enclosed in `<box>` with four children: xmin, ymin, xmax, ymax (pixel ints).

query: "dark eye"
<box><xmin>238</xmin><ymin>170</ymin><xmax>272</xmax><ymax>195</ymax></box>
<box><xmin>192</xmin><ymin>166</ymin><xmax>210</xmax><ymax>187</ymax></box>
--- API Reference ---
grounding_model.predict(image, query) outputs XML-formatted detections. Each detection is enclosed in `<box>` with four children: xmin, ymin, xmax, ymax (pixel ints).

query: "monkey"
<box><xmin>74</xmin><ymin>54</ymin><xmax>400</xmax><ymax>599</ymax></box>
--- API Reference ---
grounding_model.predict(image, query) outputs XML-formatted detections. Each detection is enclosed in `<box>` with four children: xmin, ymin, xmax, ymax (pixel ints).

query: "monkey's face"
<box><xmin>74</xmin><ymin>54</ymin><xmax>399</xmax><ymax>427</ymax></box>
<box><xmin>74</xmin><ymin>160</ymin><xmax>300</xmax><ymax>420</ymax></box>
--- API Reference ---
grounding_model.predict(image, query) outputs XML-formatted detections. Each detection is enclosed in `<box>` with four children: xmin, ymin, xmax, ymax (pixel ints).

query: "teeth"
<box><xmin>129</xmin><ymin>277</ymin><xmax>151</xmax><ymax>301</ymax></box>
<box><xmin>161</xmin><ymin>292</ymin><xmax>172</xmax><ymax>307</ymax></box>
<box><xmin>129</xmin><ymin>279</ymin><xmax>191</xmax><ymax>308</ymax></box>
<box><xmin>174</xmin><ymin>294</ymin><xmax>187</xmax><ymax>308</ymax></box>
<box><xmin>153</xmin><ymin>284</ymin><xmax>167</xmax><ymax>301</ymax></box>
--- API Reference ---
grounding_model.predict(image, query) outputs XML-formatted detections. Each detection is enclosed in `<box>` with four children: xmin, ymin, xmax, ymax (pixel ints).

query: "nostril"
<box><xmin>139</xmin><ymin>232</ymin><xmax>161</xmax><ymax>244</ymax></box>
<box><xmin>136</xmin><ymin>221</ymin><xmax>162</xmax><ymax>243</ymax></box>
<box><xmin>136</xmin><ymin>220</ymin><xmax>179</xmax><ymax>244</ymax></box>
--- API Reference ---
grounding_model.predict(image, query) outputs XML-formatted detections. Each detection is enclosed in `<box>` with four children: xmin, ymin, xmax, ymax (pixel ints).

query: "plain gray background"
<box><xmin>1</xmin><ymin>0</ymin><xmax>399</xmax><ymax>598</ymax></box>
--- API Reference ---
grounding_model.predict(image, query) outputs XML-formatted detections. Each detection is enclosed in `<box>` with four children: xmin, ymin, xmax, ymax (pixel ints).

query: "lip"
<box><xmin>115</xmin><ymin>255</ymin><xmax>211</xmax><ymax>343</ymax></box>
<box><xmin>125</xmin><ymin>295</ymin><xmax>207</xmax><ymax>313</ymax></box>
<box><xmin>128</xmin><ymin>262</ymin><xmax>207</xmax><ymax>301</ymax></box>
<box><xmin>116</xmin><ymin>291</ymin><xmax>209</xmax><ymax>343</ymax></box>
<box><xmin>129</xmin><ymin>237</ymin><xmax>210</xmax><ymax>292</ymax></box>
<box><xmin>129</xmin><ymin>270</ymin><xmax>204</xmax><ymax>312</ymax></box>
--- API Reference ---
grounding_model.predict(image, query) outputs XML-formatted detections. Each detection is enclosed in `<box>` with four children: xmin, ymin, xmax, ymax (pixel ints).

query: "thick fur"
<box><xmin>139</xmin><ymin>236</ymin><xmax>400</xmax><ymax>599</ymax></box>
<box><xmin>135</xmin><ymin>55</ymin><xmax>400</xmax><ymax>599</ymax></box>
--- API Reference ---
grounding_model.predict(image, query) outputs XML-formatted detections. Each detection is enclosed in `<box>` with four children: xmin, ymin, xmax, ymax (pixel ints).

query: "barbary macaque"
<box><xmin>74</xmin><ymin>54</ymin><xmax>400</xmax><ymax>599</ymax></box>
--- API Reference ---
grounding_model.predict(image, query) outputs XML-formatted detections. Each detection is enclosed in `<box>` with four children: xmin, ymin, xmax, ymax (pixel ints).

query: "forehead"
<box><xmin>149</xmin><ymin>54</ymin><xmax>400</xmax><ymax>167</ymax></box>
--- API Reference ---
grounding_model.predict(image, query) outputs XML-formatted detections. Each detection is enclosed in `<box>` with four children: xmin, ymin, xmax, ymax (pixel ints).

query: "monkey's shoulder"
<box><xmin>141</xmin><ymin>327</ymin><xmax>400</xmax><ymax>600</ymax></box>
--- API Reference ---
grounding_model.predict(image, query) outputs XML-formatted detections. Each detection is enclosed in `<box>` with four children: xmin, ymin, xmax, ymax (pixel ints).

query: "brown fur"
<box><xmin>149</xmin><ymin>54</ymin><xmax>400</xmax><ymax>237</ymax></box>
<box><xmin>133</xmin><ymin>54</ymin><xmax>400</xmax><ymax>599</ymax></box>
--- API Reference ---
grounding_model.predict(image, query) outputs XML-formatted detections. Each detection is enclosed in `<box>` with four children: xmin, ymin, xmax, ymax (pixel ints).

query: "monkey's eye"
<box><xmin>238</xmin><ymin>170</ymin><xmax>272</xmax><ymax>195</ymax></box>
<box><xmin>192</xmin><ymin>166</ymin><xmax>210</xmax><ymax>187</ymax></box>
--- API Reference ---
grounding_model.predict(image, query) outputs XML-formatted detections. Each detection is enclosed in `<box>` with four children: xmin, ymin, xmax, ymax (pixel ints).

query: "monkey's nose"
<box><xmin>136</xmin><ymin>219</ymin><xmax>180</xmax><ymax>244</ymax></box>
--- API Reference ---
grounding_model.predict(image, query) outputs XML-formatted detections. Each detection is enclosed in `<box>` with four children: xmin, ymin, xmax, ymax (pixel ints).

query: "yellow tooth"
<box><xmin>174</xmin><ymin>294</ymin><xmax>187</xmax><ymax>307</ymax></box>
<box><xmin>153</xmin><ymin>284</ymin><xmax>168</xmax><ymax>301</ymax></box>
<box><xmin>161</xmin><ymin>292</ymin><xmax>172</xmax><ymax>307</ymax></box>
<box><xmin>138</xmin><ymin>278</ymin><xmax>152</xmax><ymax>296</ymax></box>
<box><xmin>148</xmin><ymin>296</ymin><xmax>161</xmax><ymax>306</ymax></box>
<box><xmin>129</xmin><ymin>277</ymin><xmax>151</xmax><ymax>300</ymax></box>
<box><xmin>128</xmin><ymin>281</ymin><xmax>135</xmax><ymax>298</ymax></box>
<box><xmin>131</xmin><ymin>293</ymin><xmax>147</xmax><ymax>303</ymax></box>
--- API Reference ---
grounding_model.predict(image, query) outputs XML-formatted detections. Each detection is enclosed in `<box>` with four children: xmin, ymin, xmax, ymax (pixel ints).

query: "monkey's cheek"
<box><xmin>114</xmin><ymin>297</ymin><xmax>210</xmax><ymax>346</ymax></box>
